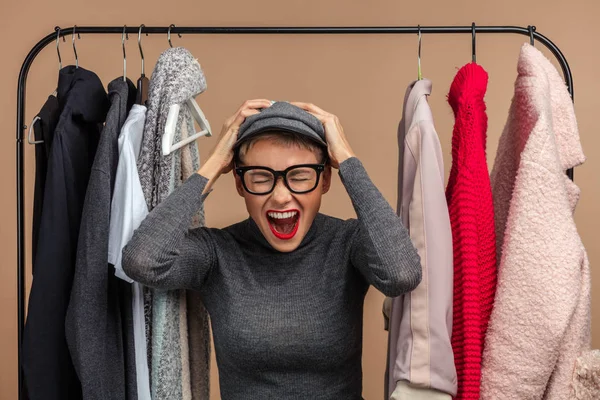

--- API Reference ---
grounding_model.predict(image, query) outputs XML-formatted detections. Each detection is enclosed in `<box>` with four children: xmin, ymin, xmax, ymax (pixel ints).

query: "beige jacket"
<box><xmin>384</xmin><ymin>79</ymin><xmax>457</xmax><ymax>399</ymax></box>
<box><xmin>481</xmin><ymin>44</ymin><xmax>591</xmax><ymax>400</ymax></box>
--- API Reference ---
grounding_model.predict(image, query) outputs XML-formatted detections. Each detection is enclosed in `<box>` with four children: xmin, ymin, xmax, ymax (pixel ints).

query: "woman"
<box><xmin>122</xmin><ymin>99</ymin><xmax>422</xmax><ymax>399</ymax></box>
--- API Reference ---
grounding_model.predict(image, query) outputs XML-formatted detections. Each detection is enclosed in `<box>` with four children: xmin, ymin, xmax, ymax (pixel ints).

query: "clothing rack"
<box><xmin>15</xmin><ymin>24</ymin><xmax>575</xmax><ymax>400</ymax></box>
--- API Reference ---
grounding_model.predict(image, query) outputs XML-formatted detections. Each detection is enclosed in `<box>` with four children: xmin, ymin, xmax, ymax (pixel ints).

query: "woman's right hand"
<box><xmin>198</xmin><ymin>99</ymin><xmax>272</xmax><ymax>182</ymax></box>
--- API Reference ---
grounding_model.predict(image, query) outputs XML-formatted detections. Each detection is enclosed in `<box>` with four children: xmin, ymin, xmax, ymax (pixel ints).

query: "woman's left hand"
<box><xmin>290</xmin><ymin>102</ymin><xmax>355</xmax><ymax>168</ymax></box>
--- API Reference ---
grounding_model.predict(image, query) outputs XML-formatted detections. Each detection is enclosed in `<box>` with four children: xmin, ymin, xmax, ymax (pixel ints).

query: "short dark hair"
<box><xmin>234</xmin><ymin>131</ymin><xmax>327</xmax><ymax>165</ymax></box>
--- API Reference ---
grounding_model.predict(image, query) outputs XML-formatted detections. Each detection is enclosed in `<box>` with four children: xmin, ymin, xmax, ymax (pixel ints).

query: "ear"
<box><xmin>321</xmin><ymin>165</ymin><xmax>332</xmax><ymax>194</ymax></box>
<box><xmin>234</xmin><ymin>173</ymin><xmax>245</xmax><ymax>197</ymax></box>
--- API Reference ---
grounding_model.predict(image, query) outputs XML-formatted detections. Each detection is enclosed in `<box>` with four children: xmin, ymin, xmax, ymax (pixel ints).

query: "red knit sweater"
<box><xmin>445</xmin><ymin>63</ymin><xmax>497</xmax><ymax>400</ymax></box>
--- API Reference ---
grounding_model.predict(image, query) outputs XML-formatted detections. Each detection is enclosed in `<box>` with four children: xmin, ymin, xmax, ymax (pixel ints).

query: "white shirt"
<box><xmin>108</xmin><ymin>104</ymin><xmax>151</xmax><ymax>400</ymax></box>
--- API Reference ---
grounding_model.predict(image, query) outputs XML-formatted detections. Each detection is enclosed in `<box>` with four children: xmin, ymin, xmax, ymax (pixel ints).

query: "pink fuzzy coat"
<box><xmin>480</xmin><ymin>44</ymin><xmax>591</xmax><ymax>400</ymax></box>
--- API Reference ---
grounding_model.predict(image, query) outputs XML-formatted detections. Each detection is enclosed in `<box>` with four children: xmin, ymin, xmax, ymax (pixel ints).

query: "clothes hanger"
<box><xmin>53</xmin><ymin>26</ymin><xmax>61</xmax><ymax>96</ymax></box>
<box><xmin>528</xmin><ymin>25</ymin><xmax>536</xmax><ymax>46</ymax></box>
<box><xmin>417</xmin><ymin>25</ymin><xmax>422</xmax><ymax>80</ymax></box>
<box><xmin>162</xmin><ymin>98</ymin><xmax>212</xmax><ymax>155</ymax></box>
<box><xmin>136</xmin><ymin>24</ymin><xmax>149</xmax><ymax>105</ymax></box>
<box><xmin>161</xmin><ymin>25</ymin><xmax>212</xmax><ymax>156</ymax></box>
<box><xmin>27</xmin><ymin>117</ymin><xmax>43</xmax><ymax>145</ymax></box>
<box><xmin>72</xmin><ymin>25</ymin><xmax>80</xmax><ymax>69</ymax></box>
<box><xmin>122</xmin><ymin>26</ymin><xmax>128</xmax><ymax>82</ymax></box>
<box><xmin>56</xmin><ymin>26</ymin><xmax>63</xmax><ymax>71</ymax></box>
<box><xmin>471</xmin><ymin>22</ymin><xmax>477</xmax><ymax>63</ymax></box>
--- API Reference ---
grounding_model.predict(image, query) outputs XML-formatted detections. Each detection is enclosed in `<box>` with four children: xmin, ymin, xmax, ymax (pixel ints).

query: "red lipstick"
<box><xmin>266</xmin><ymin>209</ymin><xmax>300</xmax><ymax>240</ymax></box>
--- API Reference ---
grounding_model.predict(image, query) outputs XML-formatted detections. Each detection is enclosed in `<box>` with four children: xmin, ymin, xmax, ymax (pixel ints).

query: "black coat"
<box><xmin>22</xmin><ymin>66</ymin><xmax>109</xmax><ymax>400</ymax></box>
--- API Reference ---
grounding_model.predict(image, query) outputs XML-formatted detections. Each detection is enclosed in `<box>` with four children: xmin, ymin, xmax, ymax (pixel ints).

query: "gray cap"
<box><xmin>235</xmin><ymin>101</ymin><xmax>327</xmax><ymax>149</ymax></box>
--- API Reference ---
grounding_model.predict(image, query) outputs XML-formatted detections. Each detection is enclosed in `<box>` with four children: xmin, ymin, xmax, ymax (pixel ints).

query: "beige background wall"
<box><xmin>1</xmin><ymin>1</ymin><xmax>598</xmax><ymax>399</ymax></box>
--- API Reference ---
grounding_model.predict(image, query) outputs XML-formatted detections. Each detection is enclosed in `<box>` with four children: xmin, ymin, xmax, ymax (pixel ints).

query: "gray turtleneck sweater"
<box><xmin>122</xmin><ymin>157</ymin><xmax>421</xmax><ymax>400</ymax></box>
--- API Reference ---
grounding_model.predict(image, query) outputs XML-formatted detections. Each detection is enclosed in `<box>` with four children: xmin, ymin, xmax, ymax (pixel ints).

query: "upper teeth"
<box><xmin>268</xmin><ymin>211</ymin><xmax>298</xmax><ymax>219</ymax></box>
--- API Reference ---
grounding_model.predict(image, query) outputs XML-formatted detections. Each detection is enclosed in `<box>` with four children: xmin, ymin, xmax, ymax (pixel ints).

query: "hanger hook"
<box><xmin>528</xmin><ymin>25</ymin><xmax>536</xmax><ymax>46</ymax></box>
<box><xmin>55</xmin><ymin>26</ymin><xmax>63</xmax><ymax>70</ymax></box>
<box><xmin>122</xmin><ymin>26</ymin><xmax>128</xmax><ymax>82</ymax></box>
<box><xmin>471</xmin><ymin>22</ymin><xmax>476</xmax><ymax>63</ymax></box>
<box><xmin>138</xmin><ymin>24</ymin><xmax>147</xmax><ymax>76</ymax></box>
<box><xmin>417</xmin><ymin>25</ymin><xmax>422</xmax><ymax>80</ymax></box>
<box><xmin>72</xmin><ymin>25</ymin><xmax>81</xmax><ymax>68</ymax></box>
<box><xmin>168</xmin><ymin>24</ymin><xmax>182</xmax><ymax>48</ymax></box>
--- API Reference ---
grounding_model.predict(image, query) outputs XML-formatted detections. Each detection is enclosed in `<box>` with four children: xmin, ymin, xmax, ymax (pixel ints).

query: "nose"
<box><xmin>271</xmin><ymin>177</ymin><xmax>292</xmax><ymax>205</ymax></box>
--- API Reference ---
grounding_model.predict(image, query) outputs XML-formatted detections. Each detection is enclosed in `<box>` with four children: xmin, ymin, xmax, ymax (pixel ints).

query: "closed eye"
<box><xmin>248</xmin><ymin>172</ymin><xmax>273</xmax><ymax>184</ymax></box>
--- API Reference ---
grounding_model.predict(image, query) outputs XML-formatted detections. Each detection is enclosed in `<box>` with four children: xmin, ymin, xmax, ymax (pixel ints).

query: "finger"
<box><xmin>290</xmin><ymin>101</ymin><xmax>329</xmax><ymax>117</ymax></box>
<box><xmin>238</xmin><ymin>99</ymin><xmax>273</xmax><ymax>112</ymax></box>
<box><xmin>307</xmin><ymin>110</ymin><xmax>337</xmax><ymax>128</ymax></box>
<box><xmin>290</xmin><ymin>102</ymin><xmax>337</xmax><ymax>128</ymax></box>
<box><xmin>230</xmin><ymin>108</ymin><xmax>261</xmax><ymax>129</ymax></box>
<box><xmin>223</xmin><ymin>99</ymin><xmax>272</xmax><ymax>131</ymax></box>
<box><xmin>290</xmin><ymin>104</ymin><xmax>328</xmax><ymax>124</ymax></box>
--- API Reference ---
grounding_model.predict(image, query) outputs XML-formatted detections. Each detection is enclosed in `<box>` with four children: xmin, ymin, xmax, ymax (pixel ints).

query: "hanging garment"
<box><xmin>571</xmin><ymin>350</ymin><xmax>600</xmax><ymax>399</ymax></box>
<box><xmin>445</xmin><ymin>62</ymin><xmax>497</xmax><ymax>400</ymax></box>
<box><xmin>64</xmin><ymin>77</ymin><xmax>137</xmax><ymax>400</ymax></box>
<box><xmin>108</xmin><ymin>104</ymin><xmax>152</xmax><ymax>400</ymax></box>
<box><xmin>136</xmin><ymin>47</ymin><xmax>210</xmax><ymax>400</ymax></box>
<box><xmin>32</xmin><ymin>94</ymin><xmax>60</xmax><ymax>268</ymax></box>
<box><xmin>22</xmin><ymin>66</ymin><xmax>109</xmax><ymax>400</ymax></box>
<box><xmin>480</xmin><ymin>44</ymin><xmax>590</xmax><ymax>400</ymax></box>
<box><xmin>384</xmin><ymin>79</ymin><xmax>456</xmax><ymax>400</ymax></box>
<box><xmin>390</xmin><ymin>381</ymin><xmax>454</xmax><ymax>400</ymax></box>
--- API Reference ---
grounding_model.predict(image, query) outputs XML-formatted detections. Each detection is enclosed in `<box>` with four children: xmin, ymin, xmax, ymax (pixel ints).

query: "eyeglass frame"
<box><xmin>234</xmin><ymin>163</ymin><xmax>326</xmax><ymax>195</ymax></box>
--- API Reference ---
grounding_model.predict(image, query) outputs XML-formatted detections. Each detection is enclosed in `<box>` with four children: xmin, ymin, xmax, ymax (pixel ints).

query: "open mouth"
<box><xmin>266</xmin><ymin>209</ymin><xmax>300</xmax><ymax>240</ymax></box>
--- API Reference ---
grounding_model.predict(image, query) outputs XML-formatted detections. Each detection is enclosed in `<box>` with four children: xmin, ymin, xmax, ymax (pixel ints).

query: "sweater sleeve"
<box><xmin>122</xmin><ymin>173</ymin><xmax>217</xmax><ymax>291</ymax></box>
<box><xmin>338</xmin><ymin>157</ymin><xmax>422</xmax><ymax>297</ymax></box>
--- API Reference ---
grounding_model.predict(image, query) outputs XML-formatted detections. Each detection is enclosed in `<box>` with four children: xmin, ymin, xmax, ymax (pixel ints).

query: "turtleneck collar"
<box><xmin>447</xmin><ymin>62</ymin><xmax>489</xmax><ymax>112</ymax></box>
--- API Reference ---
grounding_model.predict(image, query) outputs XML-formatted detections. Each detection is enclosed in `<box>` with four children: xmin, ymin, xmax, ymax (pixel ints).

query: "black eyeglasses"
<box><xmin>235</xmin><ymin>164</ymin><xmax>326</xmax><ymax>195</ymax></box>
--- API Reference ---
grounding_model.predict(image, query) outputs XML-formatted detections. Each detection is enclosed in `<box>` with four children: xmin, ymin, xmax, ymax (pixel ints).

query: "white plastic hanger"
<box><xmin>162</xmin><ymin>57</ymin><xmax>212</xmax><ymax>156</ymax></box>
<box><xmin>162</xmin><ymin>97</ymin><xmax>212</xmax><ymax>156</ymax></box>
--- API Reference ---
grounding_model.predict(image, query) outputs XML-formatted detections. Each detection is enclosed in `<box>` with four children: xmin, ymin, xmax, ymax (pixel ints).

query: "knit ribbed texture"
<box><xmin>122</xmin><ymin>157</ymin><xmax>422</xmax><ymax>400</ymax></box>
<box><xmin>445</xmin><ymin>62</ymin><xmax>497</xmax><ymax>400</ymax></box>
<box><xmin>136</xmin><ymin>46</ymin><xmax>209</xmax><ymax>400</ymax></box>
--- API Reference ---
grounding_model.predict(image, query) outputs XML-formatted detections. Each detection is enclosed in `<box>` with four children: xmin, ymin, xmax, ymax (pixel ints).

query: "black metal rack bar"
<box><xmin>15</xmin><ymin>25</ymin><xmax>575</xmax><ymax>400</ymax></box>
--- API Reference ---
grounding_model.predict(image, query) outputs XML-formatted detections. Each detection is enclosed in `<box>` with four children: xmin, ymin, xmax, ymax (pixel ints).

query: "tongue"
<box><xmin>271</xmin><ymin>216</ymin><xmax>297</xmax><ymax>234</ymax></box>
